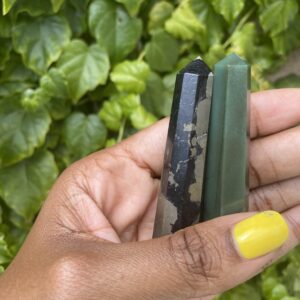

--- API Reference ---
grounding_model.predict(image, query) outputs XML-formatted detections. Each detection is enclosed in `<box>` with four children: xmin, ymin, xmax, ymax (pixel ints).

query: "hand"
<box><xmin>1</xmin><ymin>88</ymin><xmax>300</xmax><ymax>300</ymax></box>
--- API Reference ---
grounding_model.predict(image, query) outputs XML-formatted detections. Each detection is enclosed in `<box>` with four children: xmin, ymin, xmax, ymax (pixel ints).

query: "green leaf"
<box><xmin>11</xmin><ymin>0</ymin><xmax>53</xmax><ymax>17</ymax></box>
<box><xmin>8</xmin><ymin>212</ymin><xmax>31</xmax><ymax>232</ymax></box>
<box><xmin>19</xmin><ymin>68</ymin><xmax>69</xmax><ymax>110</ymax></box>
<box><xmin>0</xmin><ymin>150</ymin><xmax>58</xmax><ymax>221</ymax></box>
<box><xmin>175</xmin><ymin>53</ymin><xmax>199</xmax><ymax>70</ymax></box>
<box><xmin>130</xmin><ymin>105</ymin><xmax>157</xmax><ymax>129</ymax></box>
<box><xmin>270</xmin><ymin>18</ymin><xmax>300</xmax><ymax>56</ymax></box>
<box><xmin>190</xmin><ymin>0</ymin><xmax>225</xmax><ymax>50</ymax></box>
<box><xmin>211</xmin><ymin>0</ymin><xmax>245</xmax><ymax>24</ymax></box>
<box><xmin>110</xmin><ymin>60</ymin><xmax>150</xmax><ymax>94</ymax></box>
<box><xmin>271</xmin><ymin>284</ymin><xmax>289</xmax><ymax>299</ymax></box>
<box><xmin>0</xmin><ymin>53</ymin><xmax>37</xmax><ymax>83</ymax></box>
<box><xmin>51</xmin><ymin>0</ymin><xmax>64</xmax><ymax>12</ymax></box>
<box><xmin>46</xmin><ymin>97</ymin><xmax>72</xmax><ymax>121</ymax></box>
<box><xmin>148</xmin><ymin>1</ymin><xmax>174</xmax><ymax>32</ymax></box>
<box><xmin>21</xmin><ymin>88</ymin><xmax>45</xmax><ymax>110</ymax></box>
<box><xmin>99</xmin><ymin>99</ymin><xmax>123</xmax><ymax>131</ymax></box>
<box><xmin>40</xmin><ymin>68</ymin><xmax>69</xmax><ymax>100</ymax></box>
<box><xmin>251</xmin><ymin>64</ymin><xmax>271</xmax><ymax>91</ymax></box>
<box><xmin>165</xmin><ymin>0</ymin><xmax>204</xmax><ymax>41</ymax></box>
<box><xmin>0</xmin><ymin>234</ymin><xmax>12</xmax><ymax>264</ymax></box>
<box><xmin>63</xmin><ymin>113</ymin><xmax>107</xmax><ymax>160</ymax></box>
<box><xmin>57</xmin><ymin>40</ymin><xmax>110</xmax><ymax>103</ymax></box>
<box><xmin>20</xmin><ymin>68</ymin><xmax>69</xmax><ymax>110</ymax></box>
<box><xmin>162</xmin><ymin>72</ymin><xmax>176</xmax><ymax>100</ymax></box>
<box><xmin>52</xmin><ymin>144</ymin><xmax>72</xmax><ymax>171</ymax></box>
<box><xmin>105</xmin><ymin>138</ymin><xmax>117</xmax><ymax>148</ymax></box>
<box><xmin>260</xmin><ymin>0</ymin><xmax>299</xmax><ymax>36</ymax></box>
<box><xmin>0</xmin><ymin>82</ymin><xmax>33</xmax><ymax>98</ymax></box>
<box><xmin>62</xmin><ymin>0</ymin><xmax>89</xmax><ymax>37</ymax></box>
<box><xmin>262</xmin><ymin>277</ymin><xmax>279</xmax><ymax>298</ymax></box>
<box><xmin>0</xmin><ymin>14</ymin><xmax>11</xmax><ymax>38</ymax></box>
<box><xmin>116</xmin><ymin>0</ymin><xmax>144</xmax><ymax>16</ymax></box>
<box><xmin>0</xmin><ymin>99</ymin><xmax>51</xmax><ymax>167</ymax></box>
<box><xmin>228</xmin><ymin>23</ymin><xmax>257</xmax><ymax>61</ymax></box>
<box><xmin>274</xmin><ymin>75</ymin><xmax>300</xmax><ymax>88</ymax></box>
<box><xmin>114</xmin><ymin>94</ymin><xmax>140</xmax><ymax>117</ymax></box>
<box><xmin>254</xmin><ymin>0</ymin><xmax>270</xmax><ymax>5</ymax></box>
<box><xmin>219</xmin><ymin>282</ymin><xmax>262</xmax><ymax>300</ymax></box>
<box><xmin>145</xmin><ymin>30</ymin><xmax>179</xmax><ymax>72</ymax></box>
<box><xmin>2</xmin><ymin>0</ymin><xmax>16</xmax><ymax>15</ymax></box>
<box><xmin>45</xmin><ymin>123</ymin><xmax>61</xmax><ymax>150</ymax></box>
<box><xmin>0</xmin><ymin>39</ymin><xmax>11</xmax><ymax>71</ymax></box>
<box><xmin>12</xmin><ymin>15</ymin><xmax>71</xmax><ymax>75</ymax></box>
<box><xmin>203</xmin><ymin>44</ymin><xmax>226</xmax><ymax>68</ymax></box>
<box><xmin>0</xmin><ymin>221</ymin><xmax>28</xmax><ymax>256</ymax></box>
<box><xmin>88</xmin><ymin>0</ymin><xmax>142</xmax><ymax>62</ymax></box>
<box><xmin>251</xmin><ymin>44</ymin><xmax>279</xmax><ymax>71</ymax></box>
<box><xmin>141</xmin><ymin>72</ymin><xmax>172</xmax><ymax>117</ymax></box>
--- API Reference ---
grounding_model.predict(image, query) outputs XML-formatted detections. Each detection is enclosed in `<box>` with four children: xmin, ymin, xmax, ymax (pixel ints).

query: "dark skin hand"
<box><xmin>1</xmin><ymin>89</ymin><xmax>300</xmax><ymax>300</ymax></box>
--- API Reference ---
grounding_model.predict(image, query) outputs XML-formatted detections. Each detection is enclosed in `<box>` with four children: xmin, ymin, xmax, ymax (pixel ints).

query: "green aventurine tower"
<box><xmin>201</xmin><ymin>54</ymin><xmax>250</xmax><ymax>221</ymax></box>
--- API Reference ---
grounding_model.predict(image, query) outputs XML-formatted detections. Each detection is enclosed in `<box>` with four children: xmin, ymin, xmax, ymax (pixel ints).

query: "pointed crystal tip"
<box><xmin>216</xmin><ymin>53</ymin><xmax>248</xmax><ymax>66</ymax></box>
<box><xmin>179</xmin><ymin>58</ymin><xmax>211</xmax><ymax>75</ymax></box>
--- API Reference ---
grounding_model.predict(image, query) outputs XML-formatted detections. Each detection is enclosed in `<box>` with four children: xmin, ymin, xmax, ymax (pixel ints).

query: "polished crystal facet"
<box><xmin>153</xmin><ymin>58</ymin><xmax>213</xmax><ymax>237</ymax></box>
<box><xmin>201</xmin><ymin>53</ymin><xmax>250</xmax><ymax>221</ymax></box>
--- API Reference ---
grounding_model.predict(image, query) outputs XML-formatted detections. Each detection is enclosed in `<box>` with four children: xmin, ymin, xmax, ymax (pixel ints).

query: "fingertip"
<box><xmin>232</xmin><ymin>211</ymin><xmax>289</xmax><ymax>259</ymax></box>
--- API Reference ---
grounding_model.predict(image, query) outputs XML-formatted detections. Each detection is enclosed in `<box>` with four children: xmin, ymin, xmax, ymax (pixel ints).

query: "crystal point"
<box><xmin>153</xmin><ymin>58</ymin><xmax>213</xmax><ymax>237</ymax></box>
<box><xmin>201</xmin><ymin>54</ymin><xmax>250</xmax><ymax>221</ymax></box>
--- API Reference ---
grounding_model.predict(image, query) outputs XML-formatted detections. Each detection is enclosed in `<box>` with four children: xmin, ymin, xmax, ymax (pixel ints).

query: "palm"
<box><xmin>52</xmin><ymin>124</ymin><xmax>166</xmax><ymax>244</ymax></box>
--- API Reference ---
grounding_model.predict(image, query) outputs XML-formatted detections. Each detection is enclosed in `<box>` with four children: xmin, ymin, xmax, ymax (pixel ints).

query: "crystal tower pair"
<box><xmin>154</xmin><ymin>54</ymin><xmax>250</xmax><ymax>237</ymax></box>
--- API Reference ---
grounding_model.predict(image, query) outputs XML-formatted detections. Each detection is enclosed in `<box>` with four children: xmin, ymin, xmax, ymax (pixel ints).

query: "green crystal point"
<box><xmin>218</xmin><ymin>53</ymin><xmax>248</xmax><ymax>65</ymax></box>
<box><xmin>201</xmin><ymin>53</ymin><xmax>250</xmax><ymax>221</ymax></box>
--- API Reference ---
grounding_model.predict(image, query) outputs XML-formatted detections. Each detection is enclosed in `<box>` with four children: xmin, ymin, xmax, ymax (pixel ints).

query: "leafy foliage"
<box><xmin>0</xmin><ymin>0</ymin><xmax>300</xmax><ymax>298</ymax></box>
<box><xmin>12</xmin><ymin>15</ymin><xmax>71</xmax><ymax>74</ymax></box>
<box><xmin>57</xmin><ymin>39</ymin><xmax>110</xmax><ymax>102</ymax></box>
<box><xmin>63</xmin><ymin>112</ymin><xmax>107</xmax><ymax>160</ymax></box>
<box><xmin>88</xmin><ymin>0</ymin><xmax>142</xmax><ymax>63</ymax></box>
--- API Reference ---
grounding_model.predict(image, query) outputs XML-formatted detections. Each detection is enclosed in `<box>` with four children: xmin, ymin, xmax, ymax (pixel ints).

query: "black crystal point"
<box><xmin>179</xmin><ymin>58</ymin><xmax>211</xmax><ymax>75</ymax></box>
<box><xmin>153</xmin><ymin>58</ymin><xmax>214</xmax><ymax>237</ymax></box>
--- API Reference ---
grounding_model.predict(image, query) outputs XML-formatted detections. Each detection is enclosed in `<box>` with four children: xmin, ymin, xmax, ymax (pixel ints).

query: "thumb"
<box><xmin>98</xmin><ymin>211</ymin><xmax>291</xmax><ymax>299</ymax></box>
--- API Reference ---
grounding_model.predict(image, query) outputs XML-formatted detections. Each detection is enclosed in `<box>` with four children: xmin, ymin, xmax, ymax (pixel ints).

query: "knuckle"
<box><xmin>250</xmin><ymin>182</ymin><xmax>289</xmax><ymax>213</ymax></box>
<box><xmin>168</xmin><ymin>226</ymin><xmax>223</xmax><ymax>289</ymax></box>
<box><xmin>249</xmin><ymin>188</ymin><xmax>273</xmax><ymax>211</ymax></box>
<box><xmin>273</xmin><ymin>182</ymin><xmax>290</xmax><ymax>211</ymax></box>
<box><xmin>285</xmin><ymin>214</ymin><xmax>300</xmax><ymax>242</ymax></box>
<box><xmin>47</xmin><ymin>254</ymin><xmax>89</xmax><ymax>300</ymax></box>
<box><xmin>249</xmin><ymin>159</ymin><xmax>262</xmax><ymax>188</ymax></box>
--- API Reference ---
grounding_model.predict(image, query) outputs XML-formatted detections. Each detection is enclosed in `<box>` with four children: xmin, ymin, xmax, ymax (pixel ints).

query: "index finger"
<box><xmin>250</xmin><ymin>88</ymin><xmax>300</xmax><ymax>139</ymax></box>
<box><xmin>112</xmin><ymin>118</ymin><xmax>169</xmax><ymax>178</ymax></box>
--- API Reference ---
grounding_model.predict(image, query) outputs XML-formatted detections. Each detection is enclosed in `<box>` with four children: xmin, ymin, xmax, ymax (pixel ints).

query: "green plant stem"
<box><xmin>223</xmin><ymin>7</ymin><xmax>256</xmax><ymax>49</ymax></box>
<box><xmin>138</xmin><ymin>50</ymin><xmax>146</xmax><ymax>61</ymax></box>
<box><xmin>117</xmin><ymin>118</ymin><xmax>126</xmax><ymax>143</ymax></box>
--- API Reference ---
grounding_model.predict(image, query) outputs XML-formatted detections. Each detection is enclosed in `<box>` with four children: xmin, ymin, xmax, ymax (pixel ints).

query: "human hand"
<box><xmin>1</xmin><ymin>89</ymin><xmax>300</xmax><ymax>300</ymax></box>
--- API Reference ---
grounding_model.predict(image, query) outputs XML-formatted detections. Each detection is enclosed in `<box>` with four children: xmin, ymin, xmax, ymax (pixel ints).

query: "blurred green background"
<box><xmin>0</xmin><ymin>0</ymin><xmax>300</xmax><ymax>298</ymax></box>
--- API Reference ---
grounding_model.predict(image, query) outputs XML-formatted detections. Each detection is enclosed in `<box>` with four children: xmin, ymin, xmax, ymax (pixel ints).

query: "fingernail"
<box><xmin>233</xmin><ymin>211</ymin><xmax>289</xmax><ymax>259</ymax></box>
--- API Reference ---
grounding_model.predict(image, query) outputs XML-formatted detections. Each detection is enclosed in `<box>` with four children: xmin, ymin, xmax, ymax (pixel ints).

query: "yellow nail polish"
<box><xmin>233</xmin><ymin>211</ymin><xmax>289</xmax><ymax>259</ymax></box>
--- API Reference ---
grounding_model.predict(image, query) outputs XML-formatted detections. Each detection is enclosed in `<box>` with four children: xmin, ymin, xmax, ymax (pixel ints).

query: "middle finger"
<box><xmin>249</xmin><ymin>125</ymin><xmax>300</xmax><ymax>189</ymax></box>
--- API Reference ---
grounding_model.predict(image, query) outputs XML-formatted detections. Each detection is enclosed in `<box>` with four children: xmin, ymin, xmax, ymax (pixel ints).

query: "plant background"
<box><xmin>0</xmin><ymin>0</ymin><xmax>300</xmax><ymax>298</ymax></box>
